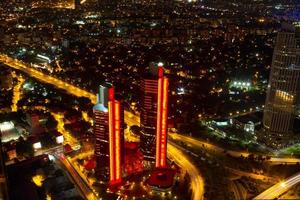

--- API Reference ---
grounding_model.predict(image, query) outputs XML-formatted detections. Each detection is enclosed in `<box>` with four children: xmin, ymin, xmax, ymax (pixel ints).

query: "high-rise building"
<box><xmin>93</xmin><ymin>84</ymin><xmax>123</xmax><ymax>184</ymax></box>
<box><xmin>155</xmin><ymin>67</ymin><xmax>169</xmax><ymax>168</ymax></box>
<box><xmin>140</xmin><ymin>65</ymin><xmax>169</xmax><ymax>165</ymax></box>
<box><xmin>140</xmin><ymin>70</ymin><xmax>159</xmax><ymax>161</ymax></box>
<box><xmin>263</xmin><ymin>23</ymin><xmax>300</xmax><ymax>134</ymax></box>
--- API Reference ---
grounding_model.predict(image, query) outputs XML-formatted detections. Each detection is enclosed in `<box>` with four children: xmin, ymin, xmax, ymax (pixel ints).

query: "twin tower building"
<box><xmin>93</xmin><ymin>66</ymin><xmax>169</xmax><ymax>186</ymax></box>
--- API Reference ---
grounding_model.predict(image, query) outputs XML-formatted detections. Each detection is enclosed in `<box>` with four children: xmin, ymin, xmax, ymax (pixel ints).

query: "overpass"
<box><xmin>253</xmin><ymin>172</ymin><xmax>300</xmax><ymax>200</ymax></box>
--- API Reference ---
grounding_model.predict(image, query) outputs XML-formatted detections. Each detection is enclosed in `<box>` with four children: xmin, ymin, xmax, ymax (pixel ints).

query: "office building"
<box><xmin>263</xmin><ymin>24</ymin><xmax>300</xmax><ymax>133</ymax></box>
<box><xmin>93</xmin><ymin>84</ymin><xmax>123</xmax><ymax>184</ymax></box>
<box><xmin>140</xmin><ymin>65</ymin><xmax>169</xmax><ymax>165</ymax></box>
<box><xmin>155</xmin><ymin>67</ymin><xmax>169</xmax><ymax>168</ymax></box>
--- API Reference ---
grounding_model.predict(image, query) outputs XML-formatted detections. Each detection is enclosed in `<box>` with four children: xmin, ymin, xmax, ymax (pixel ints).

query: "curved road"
<box><xmin>168</xmin><ymin>144</ymin><xmax>204</xmax><ymax>200</ymax></box>
<box><xmin>59</xmin><ymin>155</ymin><xmax>97</xmax><ymax>200</ymax></box>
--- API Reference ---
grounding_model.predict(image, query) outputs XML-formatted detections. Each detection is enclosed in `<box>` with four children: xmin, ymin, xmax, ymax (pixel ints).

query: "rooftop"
<box><xmin>147</xmin><ymin>168</ymin><xmax>176</xmax><ymax>189</ymax></box>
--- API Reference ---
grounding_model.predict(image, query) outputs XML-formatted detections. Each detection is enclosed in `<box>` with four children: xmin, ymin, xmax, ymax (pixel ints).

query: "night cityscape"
<box><xmin>1</xmin><ymin>0</ymin><xmax>300</xmax><ymax>200</ymax></box>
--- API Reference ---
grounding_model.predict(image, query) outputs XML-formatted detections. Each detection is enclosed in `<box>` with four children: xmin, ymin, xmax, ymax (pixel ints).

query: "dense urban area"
<box><xmin>1</xmin><ymin>1</ymin><xmax>300</xmax><ymax>200</ymax></box>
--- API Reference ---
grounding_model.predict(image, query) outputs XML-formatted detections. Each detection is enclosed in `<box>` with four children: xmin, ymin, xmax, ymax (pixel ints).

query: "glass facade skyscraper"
<box><xmin>263</xmin><ymin>24</ymin><xmax>300</xmax><ymax>134</ymax></box>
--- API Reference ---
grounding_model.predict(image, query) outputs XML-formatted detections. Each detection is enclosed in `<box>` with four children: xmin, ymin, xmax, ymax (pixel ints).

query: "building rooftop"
<box><xmin>147</xmin><ymin>168</ymin><xmax>176</xmax><ymax>189</ymax></box>
<box><xmin>93</xmin><ymin>103</ymin><xmax>108</xmax><ymax>112</ymax></box>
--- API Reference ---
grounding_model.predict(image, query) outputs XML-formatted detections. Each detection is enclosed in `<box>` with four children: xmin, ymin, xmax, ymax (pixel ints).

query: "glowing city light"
<box><xmin>56</xmin><ymin>135</ymin><xmax>64</xmax><ymax>144</ymax></box>
<box><xmin>0</xmin><ymin>121</ymin><xmax>15</xmax><ymax>132</ymax></box>
<box><xmin>156</xmin><ymin>67</ymin><xmax>169</xmax><ymax>168</ymax></box>
<box><xmin>32</xmin><ymin>175</ymin><xmax>45</xmax><ymax>187</ymax></box>
<box><xmin>108</xmin><ymin>87</ymin><xmax>122</xmax><ymax>184</ymax></box>
<box><xmin>33</xmin><ymin>142</ymin><xmax>42</xmax><ymax>149</ymax></box>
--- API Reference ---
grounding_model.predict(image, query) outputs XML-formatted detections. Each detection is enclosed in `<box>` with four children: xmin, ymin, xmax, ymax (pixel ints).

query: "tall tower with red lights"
<box><xmin>93</xmin><ymin>84</ymin><xmax>123</xmax><ymax>185</ymax></box>
<box><xmin>155</xmin><ymin>67</ymin><xmax>169</xmax><ymax>168</ymax></box>
<box><xmin>140</xmin><ymin>64</ymin><xmax>169</xmax><ymax>166</ymax></box>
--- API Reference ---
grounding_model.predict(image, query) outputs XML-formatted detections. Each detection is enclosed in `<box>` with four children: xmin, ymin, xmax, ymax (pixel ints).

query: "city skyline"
<box><xmin>1</xmin><ymin>1</ymin><xmax>300</xmax><ymax>200</ymax></box>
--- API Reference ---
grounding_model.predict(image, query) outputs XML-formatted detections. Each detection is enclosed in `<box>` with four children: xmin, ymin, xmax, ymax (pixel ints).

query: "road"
<box><xmin>168</xmin><ymin>143</ymin><xmax>204</xmax><ymax>200</ymax></box>
<box><xmin>268</xmin><ymin>157</ymin><xmax>300</xmax><ymax>164</ymax></box>
<box><xmin>253</xmin><ymin>172</ymin><xmax>300</xmax><ymax>200</ymax></box>
<box><xmin>59</xmin><ymin>155</ymin><xmax>97</xmax><ymax>200</ymax></box>
<box><xmin>230</xmin><ymin>181</ymin><xmax>247</xmax><ymax>200</ymax></box>
<box><xmin>0</xmin><ymin>54</ymin><xmax>97</xmax><ymax>103</ymax></box>
<box><xmin>170</xmin><ymin>133</ymin><xmax>300</xmax><ymax>199</ymax></box>
<box><xmin>11</xmin><ymin>72</ymin><xmax>25</xmax><ymax>112</ymax></box>
<box><xmin>0</xmin><ymin>53</ymin><xmax>141</xmax><ymax>125</ymax></box>
<box><xmin>51</xmin><ymin>112</ymin><xmax>80</xmax><ymax>148</ymax></box>
<box><xmin>226</xmin><ymin>167</ymin><xmax>277</xmax><ymax>183</ymax></box>
<box><xmin>1</xmin><ymin>54</ymin><xmax>204</xmax><ymax>200</ymax></box>
<box><xmin>170</xmin><ymin>133</ymin><xmax>300</xmax><ymax>164</ymax></box>
<box><xmin>169</xmin><ymin>132</ymin><xmax>250</xmax><ymax>157</ymax></box>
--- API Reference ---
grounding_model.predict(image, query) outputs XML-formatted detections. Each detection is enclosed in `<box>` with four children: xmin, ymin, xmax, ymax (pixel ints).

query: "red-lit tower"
<box><xmin>93</xmin><ymin>84</ymin><xmax>123</xmax><ymax>184</ymax></box>
<box><xmin>155</xmin><ymin>67</ymin><xmax>169</xmax><ymax>168</ymax></box>
<box><xmin>140</xmin><ymin>64</ymin><xmax>169</xmax><ymax>165</ymax></box>
<box><xmin>108</xmin><ymin>88</ymin><xmax>122</xmax><ymax>185</ymax></box>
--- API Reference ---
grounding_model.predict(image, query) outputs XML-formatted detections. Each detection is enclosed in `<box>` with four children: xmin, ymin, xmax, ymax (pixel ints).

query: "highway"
<box><xmin>170</xmin><ymin>133</ymin><xmax>300</xmax><ymax>199</ymax></box>
<box><xmin>0</xmin><ymin>54</ymin><xmax>97</xmax><ymax>103</ymax></box>
<box><xmin>169</xmin><ymin>132</ymin><xmax>250</xmax><ymax>157</ymax></box>
<box><xmin>225</xmin><ymin>167</ymin><xmax>277</xmax><ymax>183</ymax></box>
<box><xmin>170</xmin><ymin>132</ymin><xmax>300</xmax><ymax>164</ymax></box>
<box><xmin>59</xmin><ymin>155</ymin><xmax>97</xmax><ymax>200</ymax></box>
<box><xmin>168</xmin><ymin>143</ymin><xmax>205</xmax><ymax>200</ymax></box>
<box><xmin>0</xmin><ymin>54</ymin><xmax>204</xmax><ymax>200</ymax></box>
<box><xmin>268</xmin><ymin>157</ymin><xmax>300</xmax><ymax>164</ymax></box>
<box><xmin>0</xmin><ymin>53</ymin><xmax>143</xmax><ymax>124</ymax></box>
<box><xmin>253</xmin><ymin>172</ymin><xmax>300</xmax><ymax>200</ymax></box>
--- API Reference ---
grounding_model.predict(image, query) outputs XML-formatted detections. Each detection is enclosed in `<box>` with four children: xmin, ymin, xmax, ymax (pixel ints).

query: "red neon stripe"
<box><xmin>108</xmin><ymin>101</ymin><xmax>115</xmax><ymax>181</ymax></box>
<box><xmin>114</xmin><ymin>101</ymin><xmax>121</xmax><ymax>180</ymax></box>
<box><xmin>161</xmin><ymin>78</ymin><xmax>168</xmax><ymax>167</ymax></box>
<box><xmin>156</xmin><ymin>77</ymin><xmax>163</xmax><ymax>168</ymax></box>
<box><xmin>158</xmin><ymin>67</ymin><xmax>164</xmax><ymax>78</ymax></box>
<box><xmin>108</xmin><ymin>87</ymin><xmax>115</xmax><ymax>101</ymax></box>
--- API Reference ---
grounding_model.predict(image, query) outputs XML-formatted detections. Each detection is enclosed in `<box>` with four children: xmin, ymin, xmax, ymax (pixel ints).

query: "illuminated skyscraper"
<box><xmin>93</xmin><ymin>84</ymin><xmax>123</xmax><ymax>184</ymax></box>
<box><xmin>140</xmin><ymin>65</ymin><xmax>169</xmax><ymax>165</ymax></box>
<box><xmin>155</xmin><ymin>67</ymin><xmax>169</xmax><ymax>168</ymax></box>
<box><xmin>263</xmin><ymin>24</ymin><xmax>300</xmax><ymax>134</ymax></box>
<box><xmin>140</xmin><ymin>77</ymin><xmax>158</xmax><ymax>161</ymax></box>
